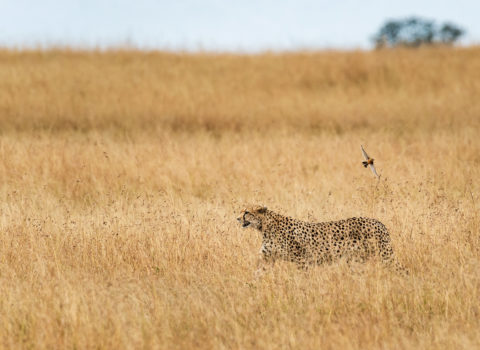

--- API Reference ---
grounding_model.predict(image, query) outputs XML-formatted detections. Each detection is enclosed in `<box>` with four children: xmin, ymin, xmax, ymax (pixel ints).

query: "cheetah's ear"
<box><xmin>256</xmin><ymin>206</ymin><xmax>267</xmax><ymax>213</ymax></box>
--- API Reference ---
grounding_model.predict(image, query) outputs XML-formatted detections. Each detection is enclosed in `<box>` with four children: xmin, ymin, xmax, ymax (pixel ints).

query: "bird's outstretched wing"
<box><xmin>369</xmin><ymin>163</ymin><xmax>380</xmax><ymax>179</ymax></box>
<box><xmin>361</xmin><ymin>145</ymin><xmax>369</xmax><ymax>161</ymax></box>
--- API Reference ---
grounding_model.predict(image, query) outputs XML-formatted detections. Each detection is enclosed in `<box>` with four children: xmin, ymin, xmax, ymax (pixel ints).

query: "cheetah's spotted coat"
<box><xmin>237</xmin><ymin>206</ymin><xmax>406</xmax><ymax>272</ymax></box>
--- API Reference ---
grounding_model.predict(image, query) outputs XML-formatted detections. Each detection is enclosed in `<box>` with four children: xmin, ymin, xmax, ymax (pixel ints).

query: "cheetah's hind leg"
<box><xmin>376</xmin><ymin>228</ymin><xmax>408</xmax><ymax>275</ymax></box>
<box><xmin>390</xmin><ymin>259</ymin><xmax>409</xmax><ymax>276</ymax></box>
<box><xmin>381</xmin><ymin>254</ymin><xmax>409</xmax><ymax>276</ymax></box>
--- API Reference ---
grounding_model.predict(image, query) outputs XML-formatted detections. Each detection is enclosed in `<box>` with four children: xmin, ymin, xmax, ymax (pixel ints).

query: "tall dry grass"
<box><xmin>0</xmin><ymin>47</ymin><xmax>479</xmax><ymax>349</ymax></box>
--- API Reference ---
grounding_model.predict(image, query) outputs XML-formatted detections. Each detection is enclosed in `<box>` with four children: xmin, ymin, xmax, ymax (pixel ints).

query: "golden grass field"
<box><xmin>0</xmin><ymin>47</ymin><xmax>479</xmax><ymax>349</ymax></box>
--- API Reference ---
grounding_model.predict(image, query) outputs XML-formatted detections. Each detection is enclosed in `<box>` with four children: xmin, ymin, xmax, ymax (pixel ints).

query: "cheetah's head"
<box><xmin>237</xmin><ymin>206</ymin><xmax>267</xmax><ymax>230</ymax></box>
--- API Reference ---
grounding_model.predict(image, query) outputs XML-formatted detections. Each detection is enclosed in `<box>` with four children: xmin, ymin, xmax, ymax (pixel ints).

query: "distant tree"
<box><xmin>438</xmin><ymin>23</ymin><xmax>464</xmax><ymax>44</ymax></box>
<box><xmin>373</xmin><ymin>17</ymin><xmax>465</xmax><ymax>48</ymax></box>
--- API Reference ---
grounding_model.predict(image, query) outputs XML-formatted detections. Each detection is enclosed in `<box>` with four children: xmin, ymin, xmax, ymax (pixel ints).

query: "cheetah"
<box><xmin>237</xmin><ymin>205</ymin><xmax>406</xmax><ymax>273</ymax></box>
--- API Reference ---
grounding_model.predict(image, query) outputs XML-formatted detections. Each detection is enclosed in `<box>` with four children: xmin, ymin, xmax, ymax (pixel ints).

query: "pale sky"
<box><xmin>1</xmin><ymin>0</ymin><xmax>479</xmax><ymax>51</ymax></box>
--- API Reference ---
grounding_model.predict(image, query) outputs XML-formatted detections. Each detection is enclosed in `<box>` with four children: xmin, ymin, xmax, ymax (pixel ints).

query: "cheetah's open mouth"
<box><xmin>242</xmin><ymin>221</ymin><xmax>250</xmax><ymax>228</ymax></box>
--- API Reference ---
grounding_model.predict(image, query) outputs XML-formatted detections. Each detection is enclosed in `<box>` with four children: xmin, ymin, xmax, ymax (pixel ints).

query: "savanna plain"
<box><xmin>0</xmin><ymin>47</ymin><xmax>479</xmax><ymax>349</ymax></box>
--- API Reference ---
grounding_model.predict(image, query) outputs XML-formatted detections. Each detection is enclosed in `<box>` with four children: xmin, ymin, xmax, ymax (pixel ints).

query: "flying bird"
<box><xmin>361</xmin><ymin>145</ymin><xmax>380</xmax><ymax>179</ymax></box>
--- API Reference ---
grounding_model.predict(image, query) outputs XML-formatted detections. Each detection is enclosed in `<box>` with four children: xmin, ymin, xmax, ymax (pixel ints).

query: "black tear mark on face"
<box><xmin>240</xmin><ymin>211</ymin><xmax>251</xmax><ymax>228</ymax></box>
<box><xmin>242</xmin><ymin>211</ymin><xmax>250</xmax><ymax>228</ymax></box>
